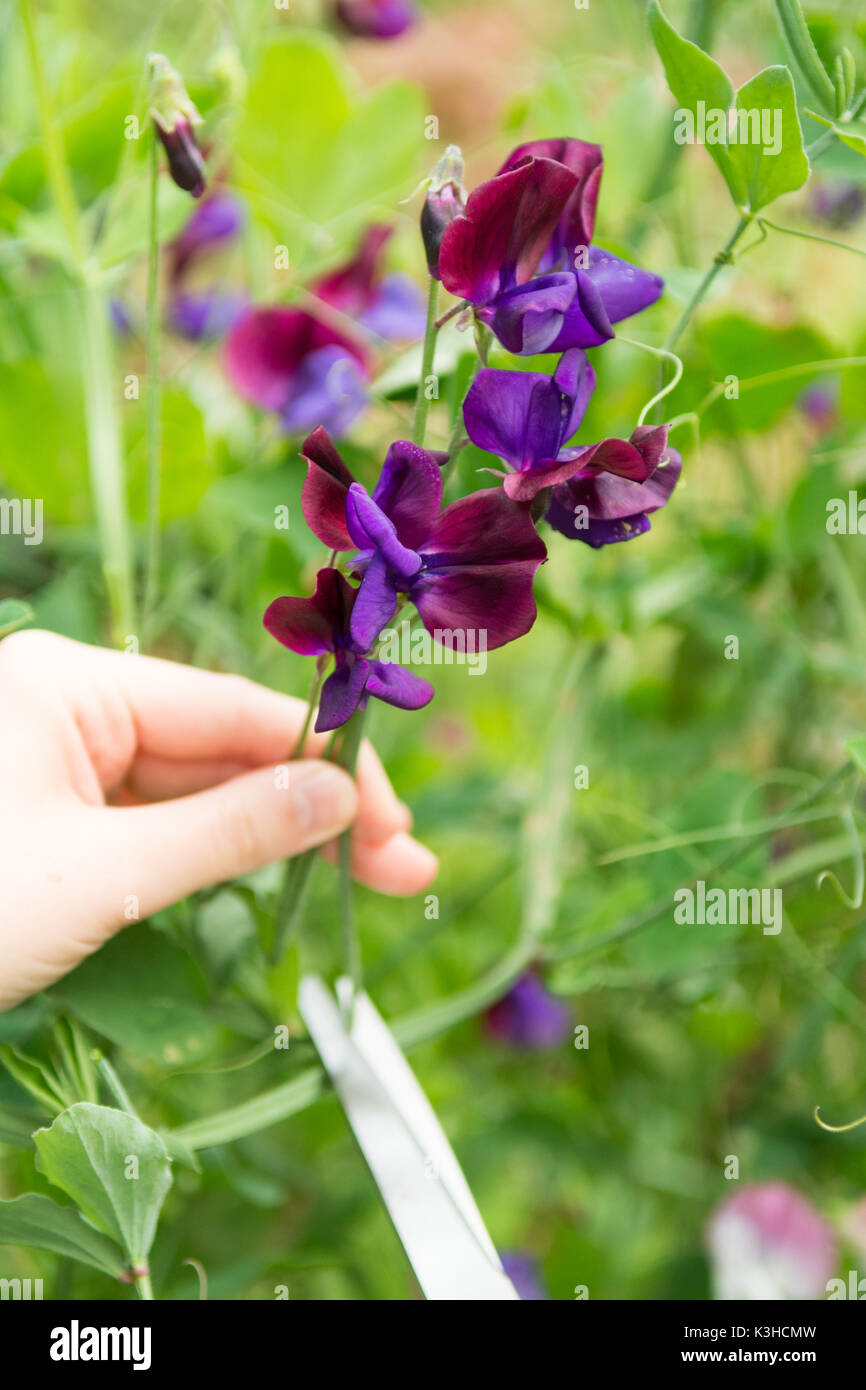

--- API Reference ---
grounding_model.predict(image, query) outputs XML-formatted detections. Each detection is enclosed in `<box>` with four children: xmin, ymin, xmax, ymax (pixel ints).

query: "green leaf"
<box><xmin>805</xmin><ymin>109</ymin><xmax>866</xmax><ymax>157</ymax></box>
<box><xmin>0</xmin><ymin>1193</ymin><xmax>125</xmax><ymax>1278</ymax></box>
<box><xmin>648</xmin><ymin>0</ymin><xmax>739</xmax><ymax>201</ymax></box>
<box><xmin>49</xmin><ymin>929</ymin><xmax>218</xmax><ymax>1067</ymax></box>
<box><xmin>0</xmin><ymin>598</ymin><xmax>33</xmax><ymax>639</ymax></box>
<box><xmin>34</xmin><ymin>1104</ymin><xmax>172</xmax><ymax>1266</ymax></box>
<box><xmin>727</xmin><ymin>67</ymin><xmax>809</xmax><ymax>212</ymax></box>
<box><xmin>845</xmin><ymin>735</ymin><xmax>866</xmax><ymax>774</ymax></box>
<box><xmin>649</xmin><ymin>3</ymin><xmax>809</xmax><ymax>211</ymax></box>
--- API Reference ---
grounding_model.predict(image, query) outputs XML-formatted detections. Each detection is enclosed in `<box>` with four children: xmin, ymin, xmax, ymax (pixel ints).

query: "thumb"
<box><xmin>88</xmin><ymin>760</ymin><xmax>359</xmax><ymax>930</ymax></box>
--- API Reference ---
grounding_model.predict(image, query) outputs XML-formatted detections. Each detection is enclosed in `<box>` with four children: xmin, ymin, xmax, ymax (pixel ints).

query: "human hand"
<box><xmin>0</xmin><ymin>630</ymin><xmax>437</xmax><ymax>1011</ymax></box>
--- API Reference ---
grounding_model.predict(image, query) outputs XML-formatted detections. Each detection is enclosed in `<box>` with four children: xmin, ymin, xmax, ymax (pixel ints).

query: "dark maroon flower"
<box><xmin>224</xmin><ymin>308</ymin><xmax>370</xmax><ymax>437</ymax></box>
<box><xmin>335</xmin><ymin>0</ymin><xmax>416</xmax><ymax>39</ymax></box>
<box><xmin>484</xmin><ymin>973</ymin><xmax>572</xmax><ymax>1049</ymax></box>
<box><xmin>313</xmin><ymin>225</ymin><xmax>426</xmax><ymax>342</ymax></box>
<box><xmin>300</xmin><ymin>426</ymin><xmax>547</xmax><ymax>654</ymax></box>
<box><xmin>439</xmin><ymin>139</ymin><xmax>663</xmax><ymax>355</ymax></box>
<box><xmin>264</xmin><ymin>568</ymin><xmax>433</xmax><ymax>733</ymax></box>
<box><xmin>501</xmin><ymin>1252</ymin><xmax>550</xmax><ymax>1300</ymax></box>
<box><xmin>149</xmin><ymin>55</ymin><xmax>206</xmax><ymax>199</ymax></box>
<box><xmin>545</xmin><ymin>439</ymin><xmax>682</xmax><ymax>548</ymax></box>
<box><xmin>420</xmin><ymin>146</ymin><xmax>467</xmax><ymax>279</ymax></box>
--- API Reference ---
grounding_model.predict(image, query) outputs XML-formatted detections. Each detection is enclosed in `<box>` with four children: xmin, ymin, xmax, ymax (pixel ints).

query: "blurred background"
<box><xmin>1</xmin><ymin>0</ymin><xmax>866</xmax><ymax>1300</ymax></box>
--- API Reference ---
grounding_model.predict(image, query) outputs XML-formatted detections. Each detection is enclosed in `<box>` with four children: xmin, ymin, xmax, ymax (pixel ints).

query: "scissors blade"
<box><xmin>299</xmin><ymin>975</ymin><xmax>519</xmax><ymax>1301</ymax></box>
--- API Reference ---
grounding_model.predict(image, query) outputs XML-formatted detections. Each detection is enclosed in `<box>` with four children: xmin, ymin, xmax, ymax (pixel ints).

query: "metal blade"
<box><xmin>299</xmin><ymin>975</ymin><xmax>519</xmax><ymax>1301</ymax></box>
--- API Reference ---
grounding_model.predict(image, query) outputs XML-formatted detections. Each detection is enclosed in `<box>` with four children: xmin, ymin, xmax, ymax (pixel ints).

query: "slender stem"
<box><xmin>17</xmin><ymin>0</ymin><xmax>83</xmax><ymax>264</ymax></box>
<box><xmin>758</xmin><ymin>216</ymin><xmax>866</xmax><ymax>261</ymax></box>
<box><xmin>434</xmin><ymin>300</ymin><xmax>464</xmax><ymax>330</ymax></box>
<box><xmin>412</xmin><ymin>277</ymin><xmax>439</xmax><ymax>446</ymax></box>
<box><xmin>135</xmin><ymin>1272</ymin><xmax>154</xmax><ymax>1300</ymax></box>
<box><xmin>335</xmin><ymin>708</ymin><xmax>367</xmax><ymax>1020</ymax></box>
<box><xmin>81</xmin><ymin>280</ymin><xmax>136</xmax><ymax>643</ymax></box>
<box><xmin>18</xmin><ymin>0</ymin><xmax>134</xmax><ymax>643</ymax></box>
<box><xmin>617</xmin><ymin>337</ymin><xmax>683</xmax><ymax>426</ymax></box>
<box><xmin>663</xmin><ymin>216</ymin><xmax>750</xmax><ymax>353</ymax></box>
<box><xmin>94</xmin><ymin>1054</ymin><xmax>137</xmax><ymax>1115</ymax></box>
<box><xmin>271</xmin><ymin>666</ymin><xmax>328</xmax><ymax>964</ymax></box>
<box><xmin>143</xmin><ymin>126</ymin><xmax>162</xmax><ymax>641</ymax></box>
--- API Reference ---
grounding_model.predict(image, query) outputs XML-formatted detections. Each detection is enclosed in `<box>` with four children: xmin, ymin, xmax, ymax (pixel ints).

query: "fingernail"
<box><xmin>291</xmin><ymin>763</ymin><xmax>358</xmax><ymax>837</ymax></box>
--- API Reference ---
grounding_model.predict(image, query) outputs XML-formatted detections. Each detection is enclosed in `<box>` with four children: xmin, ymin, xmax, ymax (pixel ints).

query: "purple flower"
<box><xmin>484</xmin><ymin>973</ymin><xmax>572</xmax><ymax>1049</ymax></box>
<box><xmin>313</xmin><ymin>225</ymin><xmax>427</xmax><ymax>342</ymax></box>
<box><xmin>501</xmin><ymin>1252</ymin><xmax>550</xmax><ymax>1300</ymax></box>
<box><xmin>335</xmin><ymin>0</ymin><xmax>416</xmax><ymax>39</ymax></box>
<box><xmin>439</xmin><ymin>139</ymin><xmax>663</xmax><ymax>355</ymax></box>
<box><xmin>707</xmin><ymin>1183</ymin><xmax>836</xmax><ymax>1300</ymax></box>
<box><xmin>264</xmin><ymin>568</ymin><xmax>433</xmax><ymax>733</ymax></box>
<box><xmin>799</xmin><ymin>382</ymin><xmax>838</xmax><ymax>433</ymax></box>
<box><xmin>300</xmin><ymin>426</ymin><xmax>547</xmax><ymax>654</ymax></box>
<box><xmin>224</xmin><ymin>308</ymin><xmax>370</xmax><ymax>437</ymax></box>
<box><xmin>169</xmin><ymin>289</ymin><xmax>247</xmax><ymax>342</ymax></box>
<box><xmin>545</xmin><ymin>435</ymin><xmax>681</xmax><ymax>548</ymax></box>
<box><xmin>171</xmin><ymin>191</ymin><xmax>244</xmax><ymax>278</ymax></box>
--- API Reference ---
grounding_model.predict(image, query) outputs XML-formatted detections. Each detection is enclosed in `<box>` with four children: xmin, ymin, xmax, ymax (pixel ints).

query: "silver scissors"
<box><xmin>298</xmin><ymin>975</ymin><xmax>520</xmax><ymax>1300</ymax></box>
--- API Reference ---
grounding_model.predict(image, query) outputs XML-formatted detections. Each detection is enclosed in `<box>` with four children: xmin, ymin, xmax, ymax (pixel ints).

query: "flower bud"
<box><xmin>420</xmin><ymin>145</ymin><xmax>466</xmax><ymax>279</ymax></box>
<box><xmin>148</xmin><ymin>53</ymin><xmax>206</xmax><ymax>199</ymax></box>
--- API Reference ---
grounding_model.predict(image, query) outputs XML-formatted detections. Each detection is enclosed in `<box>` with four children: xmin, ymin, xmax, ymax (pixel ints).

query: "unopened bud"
<box><xmin>149</xmin><ymin>53</ymin><xmax>206</xmax><ymax>199</ymax></box>
<box><xmin>420</xmin><ymin>145</ymin><xmax>466</xmax><ymax>279</ymax></box>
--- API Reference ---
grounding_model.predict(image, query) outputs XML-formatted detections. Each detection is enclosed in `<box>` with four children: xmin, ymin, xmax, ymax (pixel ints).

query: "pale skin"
<box><xmin>0</xmin><ymin>630</ymin><xmax>438</xmax><ymax>1012</ymax></box>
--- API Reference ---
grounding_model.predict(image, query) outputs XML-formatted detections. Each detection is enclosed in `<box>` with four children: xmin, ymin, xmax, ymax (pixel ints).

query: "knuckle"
<box><xmin>212</xmin><ymin>795</ymin><xmax>264</xmax><ymax>876</ymax></box>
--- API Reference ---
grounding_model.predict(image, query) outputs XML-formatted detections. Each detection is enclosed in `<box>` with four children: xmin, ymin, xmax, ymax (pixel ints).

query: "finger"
<box><xmin>125</xmin><ymin>756</ymin><xmax>253</xmax><ymax>801</ymax></box>
<box><xmin>79</xmin><ymin>761</ymin><xmax>359</xmax><ymax>934</ymax></box>
<box><xmin>323</xmin><ymin>829</ymin><xmax>438</xmax><ymax>896</ymax></box>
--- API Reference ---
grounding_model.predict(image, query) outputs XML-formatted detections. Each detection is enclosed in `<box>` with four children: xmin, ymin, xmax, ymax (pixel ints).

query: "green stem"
<box><xmin>17</xmin><ymin>0</ymin><xmax>82</xmax><ymax>264</ymax></box>
<box><xmin>94</xmin><ymin>1054</ymin><xmax>137</xmax><ymax>1116</ymax></box>
<box><xmin>81</xmin><ymin>279</ymin><xmax>136</xmax><ymax>644</ymax></box>
<box><xmin>412</xmin><ymin>277</ymin><xmax>440</xmax><ymax>446</ymax></box>
<box><xmin>663</xmin><ymin>216</ymin><xmax>750</xmax><ymax>353</ymax></box>
<box><xmin>617</xmin><ymin>337</ymin><xmax>683</xmax><ymax>426</ymax></box>
<box><xmin>773</xmin><ymin>0</ymin><xmax>836</xmax><ymax>113</ymax></box>
<box><xmin>335</xmin><ymin>708</ymin><xmax>367</xmax><ymax>1019</ymax></box>
<box><xmin>143</xmin><ymin>127</ymin><xmax>162</xmax><ymax>641</ymax></box>
<box><xmin>17</xmin><ymin>0</ymin><xmax>134</xmax><ymax>643</ymax></box>
<box><xmin>758</xmin><ymin>216</ymin><xmax>866</xmax><ymax>261</ymax></box>
<box><xmin>135</xmin><ymin>1272</ymin><xmax>154</xmax><ymax>1300</ymax></box>
<box><xmin>270</xmin><ymin>666</ymin><xmax>328</xmax><ymax>964</ymax></box>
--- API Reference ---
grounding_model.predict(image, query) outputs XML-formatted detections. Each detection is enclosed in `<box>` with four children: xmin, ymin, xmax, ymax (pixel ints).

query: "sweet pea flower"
<box><xmin>300</xmin><ymin>426</ymin><xmax>547</xmax><ymax>654</ymax></box>
<box><xmin>225</xmin><ymin>308</ymin><xmax>370</xmax><ymax>437</ymax></box>
<box><xmin>439</xmin><ymin>138</ymin><xmax>663</xmax><ymax>355</ymax></box>
<box><xmin>545</xmin><ymin>438</ymin><xmax>681</xmax><ymax>548</ymax></box>
<box><xmin>707</xmin><ymin>1183</ymin><xmax>836</xmax><ymax>1300</ymax></box>
<box><xmin>335</xmin><ymin>0</ymin><xmax>417</xmax><ymax>39</ymax></box>
<box><xmin>313</xmin><ymin>225</ymin><xmax>427</xmax><ymax>343</ymax></box>
<box><xmin>484</xmin><ymin>973</ymin><xmax>572</xmax><ymax>1049</ymax></box>
<box><xmin>264</xmin><ymin>568</ymin><xmax>433</xmax><ymax>733</ymax></box>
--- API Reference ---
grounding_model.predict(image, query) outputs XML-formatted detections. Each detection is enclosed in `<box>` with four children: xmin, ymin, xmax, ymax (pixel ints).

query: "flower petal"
<box><xmin>502</xmin><ymin>444</ymin><xmax>600</xmax><ymax>501</ymax></box>
<box><xmin>586</xmin><ymin>424</ymin><xmax>670</xmax><ymax>482</ymax></box>
<box><xmin>371</xmin><ymin>441</ymin><xmax>444</xmax><ymax>548</ymax></box>
<box><xmin>365</xmin><ymin>659</ymin><xmax>435</xmax><ymax>711</ymax></box>
<box><xmin>463</xmin><ymin>368</ymin><xmax>564</xmax><ymax>470</ymax></box>
<box><xmin>438</xmin><ymin>158</ymin><xmax>578</xmax><ymax>305</ymax></box>
<box><xmin>360</xmin><ymin>272</ymin><xmax>428</xmax><ymax>341</ymax></box>
<box><xmin>498</xmin><ymin>139</ymin><xmax>603</xmax><ymax>265</ymax></box>
<box><xmin>281</xmin><ymin>346</ymin><xmax>368</xmax><ymax>438</ymax></box>
<box><xmin>542</xmin><ymin>271</ymin><xmax>614</xmax><ymax>351</ymax></box>
<box><xmin>313</xmin><ymin>225</ymin><xmax>392</xmax><ymax>315</ymax></box>
<box><xmin>346</xmin><ymin>485</ymin><xmax>423</xmax><ymax>579</ymax></box>
<box><xmin>317</xmin><ymin>657</ymin><xmax>371</xmax><ymax>733</ymax></box>
<box><xmin>300</xmin><ymin>427</ymin><xmax>357</xmax><ymax>549</ymax></box>
<box><xmin>413</xmin><ymin>489</ymin><xmax>547</xmax><ymax>649</ymax></box>
<box><xmin>224</xmin><ymin>306</ymin><xmax>366</xmax><ymax>411</ymax></box>
<box><xmin>263</xmin><ymin>567</ymin><xmax>357</xmax><ymax>656</ymax></box>
<box><xmin>584</xmin><ymin>247</ymin><xmax>664</xmax><ymax>325</ymax></box>
<box><xmin>482</xmin><ymin>273</ymin><xmax>577</xmax><ymax>355</ymax></box>
<box><xmin>546</xmin><ymin>446</ymin><xmax>682</xmax><ymax>546</ymax></box>
<box><xmin>349</xmin><ymin>549</ymin><xmax>402</xmax><ymax>651</ymax></box>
